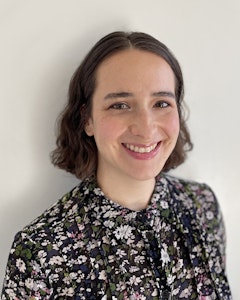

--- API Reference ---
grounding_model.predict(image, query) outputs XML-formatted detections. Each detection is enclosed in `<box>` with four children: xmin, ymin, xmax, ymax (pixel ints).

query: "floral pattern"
<box><xmin>1</xmin><ymin>173</ymin><xmax>232</xmax><ymax>299</ymax></box>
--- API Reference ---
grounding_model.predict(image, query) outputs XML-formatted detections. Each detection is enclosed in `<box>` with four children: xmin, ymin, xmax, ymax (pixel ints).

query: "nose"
<box><xmin>129</xmin><ymin>109</ymin><xmax>157</xmax><ymax>139</ymax></box>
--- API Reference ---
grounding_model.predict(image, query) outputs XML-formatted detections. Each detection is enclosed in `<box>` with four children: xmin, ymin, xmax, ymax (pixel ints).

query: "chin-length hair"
<box><xmin>51</xmin><ymin>31</ymin><xmax>193</xmax><ymax>179</ymax></box>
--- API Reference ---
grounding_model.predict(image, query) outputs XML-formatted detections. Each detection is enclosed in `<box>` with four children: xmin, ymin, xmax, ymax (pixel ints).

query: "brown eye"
<box><xmin>110</xmin><ymin>103</ymin><xmax>129</xmax><ymax>110</ymax></box>
<box><xmin>154</xmin><ymin>101</ymin><xmax>169</xmax><ymax>108</ymax></box>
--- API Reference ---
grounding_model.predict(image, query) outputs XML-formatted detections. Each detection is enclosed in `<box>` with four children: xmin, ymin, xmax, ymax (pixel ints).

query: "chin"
<box><xmin>127</xmin><ymin>169</ymin><xmax>162</xmax><ymax>182</ymax></box>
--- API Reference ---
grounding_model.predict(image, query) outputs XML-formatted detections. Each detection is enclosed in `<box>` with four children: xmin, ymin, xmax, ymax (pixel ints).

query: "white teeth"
<box><xmin>125</xmin><ymin>143</ymin><xmax>157</xmax><ymax>153</ymax></box>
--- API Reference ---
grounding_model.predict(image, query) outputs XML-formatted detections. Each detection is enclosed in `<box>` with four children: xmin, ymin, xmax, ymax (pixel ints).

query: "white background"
<box><xmin>0</xmin><ymin>0</ymin><xmax>239</xmax><ymax>297</ymax></box>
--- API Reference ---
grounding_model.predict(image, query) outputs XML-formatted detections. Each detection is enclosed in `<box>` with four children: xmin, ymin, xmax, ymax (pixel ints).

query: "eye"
<box><xmin>154</xmin><ymin>101</ymin><xmax>170</xmax><ymax>108</ymax></box>
<box><xmin>109</xmin><ymin>102</ymin><xmax>130</xmax><ymax>110</ymax></box>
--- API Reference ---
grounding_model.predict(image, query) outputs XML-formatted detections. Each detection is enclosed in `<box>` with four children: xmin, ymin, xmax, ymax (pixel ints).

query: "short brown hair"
<box><xmin>51</xmin><ymin>31</ymin><xmax>193</xmax><ymax>179</ymax></box>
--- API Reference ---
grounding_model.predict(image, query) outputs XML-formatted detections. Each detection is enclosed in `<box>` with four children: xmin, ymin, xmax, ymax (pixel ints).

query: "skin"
<box><xmin>85</xmin><ymin>49</ymin><xmax>180</xmax><ymax>210</ymax></box>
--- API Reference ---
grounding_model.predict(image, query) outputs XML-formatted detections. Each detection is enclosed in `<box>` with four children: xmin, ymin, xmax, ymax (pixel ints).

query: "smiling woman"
<box><xmin>1</xmin><ymin>31</ymin><xmax>232</xmax><ymax>299</ymax></box>
<box><xmin>51</xmin><ymin>31</ymin><xmax>192</xmax><ymax>181</ymax></box>
<box><xmin>84</xmin><ymin>49</ymin><xmax>180</xmax><ymax>197</ymax></box>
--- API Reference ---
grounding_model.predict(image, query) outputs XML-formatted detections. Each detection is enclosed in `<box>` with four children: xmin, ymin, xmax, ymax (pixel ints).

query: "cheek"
<box><xmin>94</xmin><ymin>117</ymin><xmax>123</xmax><ymax>143</ymax></box>
<box><xmin>173</xmin><ymin>117</ymin><xmax>180</xmax><ymax>135</ymax></box>
<box><xmin>166</xmin><ymin>113</ymin><xmax>180</xmax><ymax>137</ymax></box>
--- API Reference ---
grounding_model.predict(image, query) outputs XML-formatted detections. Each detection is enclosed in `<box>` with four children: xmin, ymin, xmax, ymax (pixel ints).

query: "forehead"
<box><xmin>94</xmin><ymin>49</ymin><xmax>175</xmax><ymax>91</ymax></box>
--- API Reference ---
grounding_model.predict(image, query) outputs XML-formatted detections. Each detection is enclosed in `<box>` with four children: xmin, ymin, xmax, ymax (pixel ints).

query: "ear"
<box><xmin>84</xmin><ymin>118</ymin><xmax>94</xmax><ymax>136</ymax></box>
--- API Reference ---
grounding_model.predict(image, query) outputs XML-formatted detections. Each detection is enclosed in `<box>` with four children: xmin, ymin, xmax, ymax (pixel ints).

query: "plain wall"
<box><xmin>1</xmin><ymin>0</ymin><xmax>239</xmax><ymax>297</ymax></box>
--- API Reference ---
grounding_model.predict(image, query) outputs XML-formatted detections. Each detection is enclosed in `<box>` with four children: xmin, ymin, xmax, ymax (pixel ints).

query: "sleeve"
<box><xmin>196</xmin><ymin>183</ymin><xmax>233</xmax><ymax>298</ymax></box>
<box><xmin>197</xmin><ymin>184</ymin><xmax>227</xmax><ymax>269</ymax></box>
<box><xmin>1</xmin><ymin>231</ymin><xmax>52</xmax><ymax>300</ymax></box>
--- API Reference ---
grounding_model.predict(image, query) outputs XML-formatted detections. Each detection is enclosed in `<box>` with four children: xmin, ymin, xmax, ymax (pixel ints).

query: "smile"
<box><xmin>124</xmin><ymin>143</ymin><xmax>158</xmax><ymax>153</ymax></box>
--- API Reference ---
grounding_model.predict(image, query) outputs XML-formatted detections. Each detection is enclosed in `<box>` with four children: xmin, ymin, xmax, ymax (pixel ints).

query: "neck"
<box><xmin>96</xmin><ymin>170</ymin><xmax>155</xmax><ymax>211</ymax></box>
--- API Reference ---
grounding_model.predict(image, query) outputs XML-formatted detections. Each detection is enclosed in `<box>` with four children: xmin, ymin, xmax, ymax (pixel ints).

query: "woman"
<box><xmin>1</xmin><ymin>31</ymin><xmax>232</xmax><ymax>299</ymax></box>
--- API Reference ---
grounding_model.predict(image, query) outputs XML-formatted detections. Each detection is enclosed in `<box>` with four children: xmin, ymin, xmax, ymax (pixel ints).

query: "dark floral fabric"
<box><xmin>1</xmin><ymin>173</ymin><xmax>232</xmax><ymax>299</ymax></box>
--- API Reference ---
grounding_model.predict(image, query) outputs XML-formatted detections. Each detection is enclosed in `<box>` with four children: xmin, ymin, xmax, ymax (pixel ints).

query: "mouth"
<box><xmin>123</xmin><ymin>142</ymin><xmax>159</xmax><ymax>153</ymax></box>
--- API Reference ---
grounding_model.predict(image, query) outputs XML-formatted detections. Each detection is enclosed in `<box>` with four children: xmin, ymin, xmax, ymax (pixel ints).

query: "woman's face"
<box><xmin>85</xmin><ymin>49</ymin><xmax>179</xmax><ymax>182</ymax></box>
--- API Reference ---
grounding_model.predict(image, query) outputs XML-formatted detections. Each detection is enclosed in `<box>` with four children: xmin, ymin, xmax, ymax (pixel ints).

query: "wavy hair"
<box><xmin>51</xmin><ymin>31</ymin><xmax>193</xmax><ymax>179</ymax></box>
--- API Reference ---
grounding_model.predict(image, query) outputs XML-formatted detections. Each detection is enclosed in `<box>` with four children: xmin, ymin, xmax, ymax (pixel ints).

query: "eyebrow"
<box><xmin>104</xmin><ymin>92</ymin><xmax>133</xmax><ymax>100</ymax></box>
<box><xmin>152</xmin><ymin>91</ymin><xmax>175</xmax><ymax>99</ymax></box>
<box><xmin>103</xmin><ymin>91</ymin><xmax>175</xmax><ymax>100</ymax></box>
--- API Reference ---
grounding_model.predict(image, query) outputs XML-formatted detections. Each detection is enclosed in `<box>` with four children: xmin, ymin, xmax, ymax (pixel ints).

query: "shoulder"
<box><xmin>159</xmin><ymin>174</ymin><xmax>229</xmax><ymax>290</ymax></box>
<box><xmin>161</xmin><ymin>172</ymin><xmax>211</xmax><ymax>191</ymax></box>
<box><xmin>160</xmin><ymin>172</ymin><xmax>218</xmax><ymax>207</ymax></box>
<box><xmin>2</xmin><ymin>179</ymin><xmax>98</xmax><ymax>298</ymax></box>
<box><xmin>159</xmin><ymin>172</ymin><xmax>224</xmax><ymax>234</ymax></box>
<box><xmin>160</xmin><ymin>173</ymin><xmax>226</xmax><ymax>252</ymax></box>
<box><xmin>14</xmin><ymin>179</ymin><xmax>92</xmax><ymax>248</ymax></box>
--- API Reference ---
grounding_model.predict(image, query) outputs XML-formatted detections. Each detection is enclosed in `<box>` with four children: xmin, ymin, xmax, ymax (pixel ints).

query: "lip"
<box><xmin>122</xmin><ymin>142</ymin><xmax>161</xmax><ymax>160</ymax></box>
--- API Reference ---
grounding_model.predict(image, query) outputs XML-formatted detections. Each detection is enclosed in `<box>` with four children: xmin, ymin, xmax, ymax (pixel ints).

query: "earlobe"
<box><xmin>84</xmin><ymin>119</ymin><xmax>94</xmax><ymax>136</ymax></box>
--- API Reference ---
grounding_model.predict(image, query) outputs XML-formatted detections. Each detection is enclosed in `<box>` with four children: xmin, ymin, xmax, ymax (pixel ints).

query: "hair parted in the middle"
<box><xmin>51</xmin><ymin>31</ymin><xmax>193</xmax><ymax>179</ymax></box>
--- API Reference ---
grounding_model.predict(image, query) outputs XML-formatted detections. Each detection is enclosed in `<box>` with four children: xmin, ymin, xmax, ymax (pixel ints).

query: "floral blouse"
<box><xmin>1</xmin><ymin>173</ymin><xmax>232</xmax><ymax>299</ymax></box>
